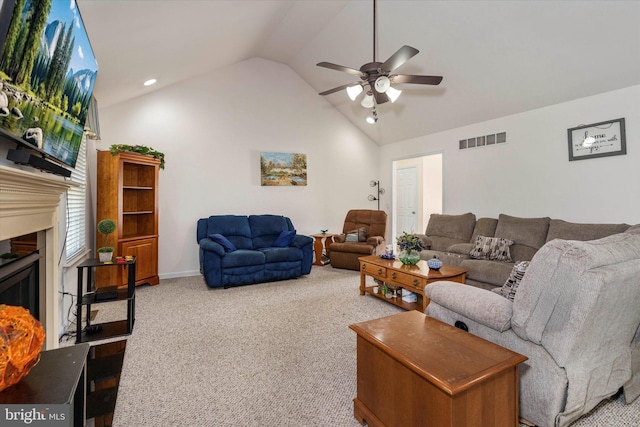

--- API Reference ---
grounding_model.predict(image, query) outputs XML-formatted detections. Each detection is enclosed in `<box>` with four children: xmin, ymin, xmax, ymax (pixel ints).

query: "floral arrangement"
<box><xmin>396</xmin><ymin>232</ymin><xmax>424</xmax><ymax>252</ymax></box>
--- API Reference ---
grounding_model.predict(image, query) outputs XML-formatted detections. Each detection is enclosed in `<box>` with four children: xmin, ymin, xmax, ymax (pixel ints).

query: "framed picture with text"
<box><xmin>568</xmin><ymin>118</ymin><xmax>626</xmax><ymax>161</ymax></box>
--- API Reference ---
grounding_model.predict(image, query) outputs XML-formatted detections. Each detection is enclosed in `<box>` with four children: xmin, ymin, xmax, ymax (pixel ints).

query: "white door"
<box><xmin>396</xmin><ymin>167</ymin><xmax>419</xmax><ymax>234</ymax></box>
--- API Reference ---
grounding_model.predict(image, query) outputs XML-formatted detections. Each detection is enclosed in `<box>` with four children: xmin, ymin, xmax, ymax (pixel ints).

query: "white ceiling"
<box><xmin>78</xmin><ymin>0</ymin><xmax>640</xmax><ymax>145</ymax></box>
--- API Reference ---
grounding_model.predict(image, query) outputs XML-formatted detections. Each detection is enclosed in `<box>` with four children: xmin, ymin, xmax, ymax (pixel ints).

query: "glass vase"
<box><xmin>398</xmin><ymin>249</ymin><xmax>420</xmax><ymax>265</ymax></box>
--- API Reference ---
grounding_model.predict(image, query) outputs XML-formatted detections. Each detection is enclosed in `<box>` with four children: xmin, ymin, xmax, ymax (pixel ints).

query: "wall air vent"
<box><xmin>459</xmin><ymin>132</ymin><xmax>506</xmax><ymax>150</ymax></box>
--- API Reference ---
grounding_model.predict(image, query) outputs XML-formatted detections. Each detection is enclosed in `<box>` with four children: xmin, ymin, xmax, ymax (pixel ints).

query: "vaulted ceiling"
<box><xmin>78</xmin><ymin>0</ymin><xmax>640</xmax><ymax>145</ymax></box>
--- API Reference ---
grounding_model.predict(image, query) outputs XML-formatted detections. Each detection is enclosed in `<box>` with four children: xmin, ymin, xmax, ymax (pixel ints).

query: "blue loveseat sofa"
<box><xmin>196</xmin><ymin>214</ymin><xmax>313</xmax><ymax>288</ymax></box>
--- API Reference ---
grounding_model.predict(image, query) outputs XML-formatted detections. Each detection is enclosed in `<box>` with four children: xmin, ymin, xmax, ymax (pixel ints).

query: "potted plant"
<box><xmin>396</xmin><ymin>231</ymin><xmax>424</xmax><ymax>265</ymax></box>
<box><xmin>97</xmin><ymin>219</ymin><xmax>116</xmax><ymax>262</ymax></box>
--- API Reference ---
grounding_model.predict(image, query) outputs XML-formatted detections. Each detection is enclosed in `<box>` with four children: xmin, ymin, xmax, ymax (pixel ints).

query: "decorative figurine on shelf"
<box><xmin>380</xmin><ymin>244</ymin><xmax>395</xmax><ymax>259</ymax></box>
<box><xmin>427</xmin><ymin>255</ymin><xmax>443</xmax><ymax>270</ymax></box>
<box><xmin>321</xmin><ymin>229</ymin><xmax>328</xmax><ymax>235</ymax></box>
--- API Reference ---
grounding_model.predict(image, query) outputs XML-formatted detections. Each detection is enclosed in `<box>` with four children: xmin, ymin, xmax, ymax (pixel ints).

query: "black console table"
<box><xmin>0</xmin><ymin>343</ymin><xmax>90</xmax><ymax>427</ymax></box>
<box><xmin>76</xmin><ymin>258</ymin><xmax>136</xmax><ymax>343</ymax></box>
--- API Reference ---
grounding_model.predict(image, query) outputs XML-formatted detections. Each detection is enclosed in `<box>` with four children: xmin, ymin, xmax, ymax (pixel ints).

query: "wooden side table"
<box><xmin>310</xmin><ymin>233</ymin><xmax>338</xmax><ymax>266</ymax></box>
<box><xmin>349</xmin><ymin>311</ymin><xmax>527</xmax><ymax>427</ymax></box>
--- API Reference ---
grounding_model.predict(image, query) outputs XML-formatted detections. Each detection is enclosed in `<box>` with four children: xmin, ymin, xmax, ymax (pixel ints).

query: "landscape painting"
<box><xmin>260</xmin><ymin>152</ymin><xmax>307</xmax><ymax>186</ymax></box>
<box><xmin>0</xmin><ymin>0</ymin><xmax>98</xmax><ymax>167</ymax></box>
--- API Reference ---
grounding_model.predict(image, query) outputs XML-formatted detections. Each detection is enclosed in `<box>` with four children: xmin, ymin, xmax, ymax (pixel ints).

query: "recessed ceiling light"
<box><xmin>143</xmin><ymin>79</ymin><xmax>157</xmax><ymax>86</ymax></box>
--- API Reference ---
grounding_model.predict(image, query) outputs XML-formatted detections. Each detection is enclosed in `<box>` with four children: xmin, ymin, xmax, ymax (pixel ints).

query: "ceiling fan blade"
<box><xmin>391</xmin><ymin>74</ymin><xmax>443</xmax><ymax>85</ymax></box>
<box><xmin>317</xmin><ymin>62</ymin><xmax>363</xmax><ymax>77</ymax></box>
<box><xmin>372</xmin><ymin>90</ymin><xmax>389</xmax><ymax>105</ymax></box>
<box><xmin>381</xmin><ymin>45</ymin><xmax>419</xmax><ymax>73</ymax></box>
<box><xmin>319</xmin><ymin>82</ymin><xmax>361</xmax><ymax>96</ymax></box>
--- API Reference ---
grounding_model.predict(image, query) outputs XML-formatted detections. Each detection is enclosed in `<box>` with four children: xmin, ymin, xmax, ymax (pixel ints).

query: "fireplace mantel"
<box><xmin>0</xmin><ymin>165</ymin><xmax>73</xmax><ymax>349</ymax></box>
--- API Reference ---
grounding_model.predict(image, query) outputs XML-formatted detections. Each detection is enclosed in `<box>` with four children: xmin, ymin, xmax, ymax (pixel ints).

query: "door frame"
<box><xmin>391</xmin><ymin>152</ymin><xmax>443</xmax><ymax>248</ymax></box>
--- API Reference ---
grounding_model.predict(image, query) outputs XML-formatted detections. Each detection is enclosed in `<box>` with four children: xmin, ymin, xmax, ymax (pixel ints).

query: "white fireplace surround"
<box><xmin>0</xmin><ymin>165</ymin><xmax>72</xmax><ymax>349</ymax></box>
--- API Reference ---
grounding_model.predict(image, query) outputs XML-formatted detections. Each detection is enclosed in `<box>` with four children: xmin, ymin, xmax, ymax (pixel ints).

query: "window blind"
<box><xmin>66</xmin><ymin>137</ymin><xmax>87</xmax><ymax>261</ymax></box>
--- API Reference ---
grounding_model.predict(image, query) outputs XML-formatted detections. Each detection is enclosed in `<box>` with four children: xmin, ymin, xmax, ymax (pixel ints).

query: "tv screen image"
<box><xmin>0</xmin><ymin>0</ymin><xmax>98</xmax><ymax>168</ymax></box>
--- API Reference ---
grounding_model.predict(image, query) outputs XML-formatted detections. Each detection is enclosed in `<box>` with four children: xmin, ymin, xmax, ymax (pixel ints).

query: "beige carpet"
<box><xmin>89</xmin><ymin>266</ymin><xmax>639</xmax><ymax>426</ymax></box>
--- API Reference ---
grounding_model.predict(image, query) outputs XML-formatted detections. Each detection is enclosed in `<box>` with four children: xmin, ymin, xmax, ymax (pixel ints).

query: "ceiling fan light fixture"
<box><xmin>361</xmin><ymin>92</ymin><xmax>375</xmax><ymax>108</ymax></box>
<box><xmin>386</xmin><ymin>86</ymin><xmax>402</xmax><ymax>103</ymax></box>
<box><xmin>374</xmin><ymin>76</ymin><xmax>390</xmax><ymax>93</ymax></box>
<box><xmin>346</xmin><ymin>84</ymin><xmax>363</xmax><ymax>101</ymax></box>
<box><xmin>366</xmin><ymin>106</ymin><xmax>378</xmax><ymax>124</ymax></box>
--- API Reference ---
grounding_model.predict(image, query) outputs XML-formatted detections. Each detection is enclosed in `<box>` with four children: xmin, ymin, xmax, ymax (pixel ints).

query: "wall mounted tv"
<box><xmin>0</xmin><ymin>0</ymin><xmax>98</xmax><ymax>173</ymax></box>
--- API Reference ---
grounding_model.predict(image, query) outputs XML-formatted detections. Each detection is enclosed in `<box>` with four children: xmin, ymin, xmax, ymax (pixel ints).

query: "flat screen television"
<box><xmin>0</xmin><ymin>0</ymin><xmax>98</xmax><ymax>169</ymax></box>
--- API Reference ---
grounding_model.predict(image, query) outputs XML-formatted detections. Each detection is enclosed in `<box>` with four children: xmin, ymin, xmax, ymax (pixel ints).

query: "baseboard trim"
<box><xmin>159</xmin><ymin>270</ymin><xmax>200</xmax><ymax>280</ymax></box>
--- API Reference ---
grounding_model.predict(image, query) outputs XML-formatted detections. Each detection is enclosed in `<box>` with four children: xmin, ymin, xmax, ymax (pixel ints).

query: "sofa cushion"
<box><xmin>249</xmin><ymin>215</ymin><xmax>292</xmax><ymax>248</ymax></box>
<box><xmin>426</xmin><ymin>281</ymin><xmax>513</xmax><ymax>332</ymax></box>
<box><xmin>425</xmin><ymin>213</ymin><xmax>477</xmax><ymax>252</ymax></box>
<box><xmin>494</xmin><ymin>214</ymin><xmax>550</xmax><ymax>261</ymax></box>
<box><xmin>491</xmin><ymin>260</ymin><xmax>530</xmax><ymax>301</ymax></box>
<box><xmin>272</xmin><ymin>230</ymin><xmax>296</xmax><ymax>247</ymax></box>
<box><xmin>220</xmin><ymin>249</ymin><xmax>265</xmax><ymax>268</ymax></box>
<box><xmin>447</xmin><ymin>243</ymin><xmax>474</xmax><ymax>256</ymax></box>
<box><xmin>259</xmin><ymin>247</ymin><xmax>303</xmax><ymax>263</ymax></box>
<box><xmin>470</xmin><ymin>235</ymin><xmax>514</xmax><ymax>262</ymax></box>
<box><xmin>471</xmin><ymin>217</ymin><xmax>498</xmax><ymax>241</ymax></box>
<box><xmin>202</xmin><ymin>215</ymin><xmax>253</xmax><ymax>249</ymax></box>
<box><xmin>208</xmin><ymin>233</ymin><xmax>237</xmax><ymax>252</ymax></box>
<box><xmin>330</xmin><ymin>241</ymin><xmax>376</xmax><ymax>255</ymax></box>
<box><xmin>546</xmin><ymin>219</ymin><xmax>629</xmax><ymax>242</ymax></box>
<box><xmin>460</xmin><ymin>258</ymin><xmax>515</xmax><ymax>287</ymax></box>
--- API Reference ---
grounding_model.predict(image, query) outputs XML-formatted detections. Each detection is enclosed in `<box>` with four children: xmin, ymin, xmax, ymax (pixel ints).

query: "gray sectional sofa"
<box><xmin>423</xmin><ymin>225</ymin><xmax>640</xmax><ymax>426</ymax></box>
<box><xmin>418</xmin><ymin>213</ymin><xmax>630</xmax><ymax>290</ymax></box>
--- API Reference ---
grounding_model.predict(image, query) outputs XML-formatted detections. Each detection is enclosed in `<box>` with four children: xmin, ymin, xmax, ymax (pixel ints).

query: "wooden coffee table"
<box><xmin>349</xmin><ymin>311</ymin><xmax>528</xmax><ymax>427</ymax></box>
<box><xmin>359</xmin><ymin>255</ymin><xmax>466</xmax><ymax>311</ymax></box>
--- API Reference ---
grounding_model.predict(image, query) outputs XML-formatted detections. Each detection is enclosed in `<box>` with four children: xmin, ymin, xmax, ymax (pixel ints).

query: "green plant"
<box><xmin>396</xmin><ymin>231</ymin><xmax>424</xmax><ymax>252</ymax></box>
<box><xmin>110</xmin><ymin>144</ymin><xmax>165</xmax><ymax>169</ymax></box>
<box><xmin>97</xmin><ymin>219</ymin><xmax>116</xmax><ymax>252</ymax></box>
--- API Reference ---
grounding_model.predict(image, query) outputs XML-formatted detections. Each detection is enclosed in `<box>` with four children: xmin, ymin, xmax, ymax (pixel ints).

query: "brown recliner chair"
<box><xmin>329</xmin><ymin>210</ymin><xmax>388</xmax><ymax>270</ymax></box>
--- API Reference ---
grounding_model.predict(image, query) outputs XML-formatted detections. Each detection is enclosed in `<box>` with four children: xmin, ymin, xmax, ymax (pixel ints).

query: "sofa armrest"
<box><xmin>416</xmin><ymin>234</ymin><xmax>432</xmax><ymax>249</ymax></box>
<box><xmin>333</xmin><ymin>234</ymin><xmax>346</xmax><ymax>243</ymax></box>
<box><xmin>199</xmin><ymin>238</ymin><xmax>226</xmax><ymax>257</ymax></box>
<box><xmin>293</xmin><ymin>234</ymin><xmax>313</xmax><ymax>248</ymax></box>
<box><xmin>366</xmin><ymin>236</ymin><xmax>384</xmax><ymax>246</ymax></box>
<box><xmin>426</xmin><ymin>281</ymin><xmax>513</xmax><ymax>332</ymax></box>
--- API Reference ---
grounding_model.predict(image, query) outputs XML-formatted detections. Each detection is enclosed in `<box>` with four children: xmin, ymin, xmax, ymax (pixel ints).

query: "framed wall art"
<box><xmin>568</xmin><ymin>118</ymin><xmax>626</xmax><ymax>161</ymax></box>
<box><xmin>260</xmin><ymin>152</ymin><xmax>307</xmax><ymax>186</ymax></box>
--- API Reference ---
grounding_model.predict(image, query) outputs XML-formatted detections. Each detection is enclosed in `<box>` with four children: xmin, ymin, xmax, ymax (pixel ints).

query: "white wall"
<box><xmin>381</xmin><ymin>85</ymin><xmax>640</xmax><ymax>226</ymax></box>
<box><xmin>89</xmin><ymin>58</ymin><xmax>379</xmax><ymax>278</ymax></box>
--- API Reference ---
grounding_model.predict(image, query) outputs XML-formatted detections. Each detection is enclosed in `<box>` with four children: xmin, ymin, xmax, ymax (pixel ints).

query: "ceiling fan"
<box><xmin>317</xmin><ymin>0</ymin><xmax>442</xmax><ymax>121</ymax></box>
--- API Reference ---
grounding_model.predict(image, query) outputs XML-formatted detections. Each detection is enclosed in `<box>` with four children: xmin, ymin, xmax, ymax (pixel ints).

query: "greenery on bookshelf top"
<box><xmin>109</xmin><ymin>144</ymin><xmax>165</xmax><ymax>169</ymax></box>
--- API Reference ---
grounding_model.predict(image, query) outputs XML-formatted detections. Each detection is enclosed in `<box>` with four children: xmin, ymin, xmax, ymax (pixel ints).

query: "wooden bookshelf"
<box><xmin>96</xmin><ymin>151</ymin><xmax>159</xmax><ymax>287</ymax></box>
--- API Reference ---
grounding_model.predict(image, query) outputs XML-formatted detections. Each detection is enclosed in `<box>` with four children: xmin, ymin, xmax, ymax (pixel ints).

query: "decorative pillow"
<box><xmin>469</xmin><ymin>235</ymin><xmax>514</xmax><ymax>262</ymax></box>
<box><xmin>272</xmin><ymin>230</ymin><xmax>296</xmax><ymax>247</ymax></box>
<box><xmin>208</xmin><ymin>233</ymin><xmax>237</xmax><ymax>252</ymax></box>
<box><xmin>345</xmin><ymin>233</ymin><xmax>359</xmax><ymax>242</ymax></box>
<box><xmin>358</xmin><ymin>227</ymin><xmax>368</xmax><ymax>242</ymax></box>
<box><xmin>492</xmin><ymin>261</ymin><xmax>530</xmax><ymax>301</ymax></box>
